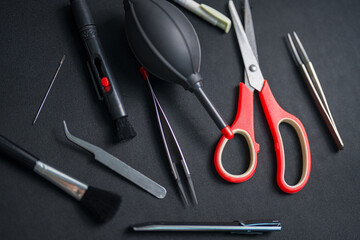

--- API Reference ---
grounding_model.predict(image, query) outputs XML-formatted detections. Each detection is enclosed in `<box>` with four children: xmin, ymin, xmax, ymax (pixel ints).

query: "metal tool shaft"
<box><xmin>34</xmin><ymin>161</ymin><xmax>87</xmax><ymax>200</ymax></box>
<box><xmin>287</xmin><ymin>32</ymin><xmax>343</xmax><ymax>150</ymax></box>
<box><xmin>32</xmin><ymin>55</ymin><xmax>65</xmax><ymax>125</ymax></box>
<box><xmin>63</xmin><ymin>121</ymin><xmax>167</xmax><ymax>199</ymax></box>
<box><xmin>142</xmin><ymin>68</ymin><xmax>198</xmax><ymax>206</ymax></box>
<box><xmin>132</xmin><ymin>220</ymin><xmax>282</xmax><ymax>234</ymax></box>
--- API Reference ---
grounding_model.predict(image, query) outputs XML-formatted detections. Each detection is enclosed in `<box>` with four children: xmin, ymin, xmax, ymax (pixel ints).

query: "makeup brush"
<box><xmin>0</xmin><ymin>135</ymin><xmax>121</xmax><ymax>223</ymax></box>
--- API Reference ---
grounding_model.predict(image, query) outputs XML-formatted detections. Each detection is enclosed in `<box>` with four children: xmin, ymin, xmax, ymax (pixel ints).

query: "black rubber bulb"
<box><xmin>123</xmin><ymin>0</ymin><xmax>233</xmax><ymax>139</ymax></box>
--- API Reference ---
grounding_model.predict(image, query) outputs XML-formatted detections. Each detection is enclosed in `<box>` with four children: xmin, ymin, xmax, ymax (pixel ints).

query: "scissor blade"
<box><xmin>229</xmin><ymin>0</ymin><xmax>264</xmax><ymax>91</ymax></box>
<box><xmin>244</xmin><ymin>0</ymin><xmax>258</xmax><ymax>59</ymax></box>
<box><xmin>243</xmin><ymin>0</ymin><xmax>257</xmax><ymax>92</ymax></box>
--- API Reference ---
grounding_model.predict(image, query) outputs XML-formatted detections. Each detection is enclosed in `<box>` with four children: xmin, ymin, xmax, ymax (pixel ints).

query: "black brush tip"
<box><xmin>114</xmin><ymin>117</ymin><xmax>136</xmax><ymax>142</ymax></box>
<box><xmin>79</xmin><ymin>186</ymin><xmax>121</xmax><ymax>223</ymax></box>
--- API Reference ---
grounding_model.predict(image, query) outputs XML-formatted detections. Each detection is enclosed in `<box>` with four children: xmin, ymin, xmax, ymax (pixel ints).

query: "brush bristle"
<box><xmin>114</xmin><ymin>117</ymin><xmax>136</xmax><ymax>141</ymax></box>
<box><xmin>79</xmin><ymin>186</ymin><xmax>121</xmax><ymax>223</ymax></box>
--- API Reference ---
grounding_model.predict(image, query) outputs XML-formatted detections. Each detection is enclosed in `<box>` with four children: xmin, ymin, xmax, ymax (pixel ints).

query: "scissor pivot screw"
<box><xmin>249</xmin><ymin>65</ymin><xmax>257</xmax><ymax>72</ymax></box>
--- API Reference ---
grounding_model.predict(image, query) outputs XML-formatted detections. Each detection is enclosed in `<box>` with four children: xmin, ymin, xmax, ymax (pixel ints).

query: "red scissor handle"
<box><xmin>214</xmin><ymin>83</ymin><xmax>260</xmax><ymax>183</ymax></box>
<box><xmin>259</xmin><ymin>80</ymin><xmax>311</xmax><ymax>193</ymax></box>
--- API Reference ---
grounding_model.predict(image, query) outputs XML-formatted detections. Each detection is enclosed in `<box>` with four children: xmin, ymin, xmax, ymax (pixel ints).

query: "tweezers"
<box><xmin>63</xmin><ymin>121</ymin><xmax>167</xmax><ymax>199</ymax></box>
<box><xmin>287</xmin><ymin>32</ymin><xmax>344</xmax><ymax>150</ymax></box>
<box><xmin>132</xmin><ymin>219</ymin><xmax>282</xmax><ymax>234</ymax></box>
<box><xmin>140</xmin><ymin>67</ymin><xmax>198</xmax><ymax>207</ymax></box>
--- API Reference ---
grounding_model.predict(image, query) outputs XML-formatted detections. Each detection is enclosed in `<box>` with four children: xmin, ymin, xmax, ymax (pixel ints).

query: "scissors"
<box><xmin>214</xmin><ymin>0</ymin><xmax>311</xmax><ymax>194</ymax></box>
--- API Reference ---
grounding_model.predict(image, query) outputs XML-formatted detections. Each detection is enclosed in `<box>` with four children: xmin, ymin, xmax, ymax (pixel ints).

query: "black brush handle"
<box><xmin>70</xmin><ymin>0</ymin><xmax>127</xmax><ymax>121</ymax></box>
<box><xmin>0</xmin><ymin>135</ymin><xmax>38</xmax><ymax>170</ymax></box>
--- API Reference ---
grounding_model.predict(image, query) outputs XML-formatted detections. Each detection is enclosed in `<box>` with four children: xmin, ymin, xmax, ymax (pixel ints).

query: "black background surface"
<box><xmin>0</xmin><ymin>0</ymin><xmax>359</xmax><ymax>239</ymax></box>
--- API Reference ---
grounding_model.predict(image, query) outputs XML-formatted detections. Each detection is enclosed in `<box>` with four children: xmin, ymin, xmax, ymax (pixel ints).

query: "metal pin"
<box><xmin>32</xmin><ymin>55</ymin><xmax>66</xmax><ymax>125</ymax></box>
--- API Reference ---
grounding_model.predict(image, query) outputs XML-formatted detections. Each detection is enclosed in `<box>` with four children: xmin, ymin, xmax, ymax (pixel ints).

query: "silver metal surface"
<box><xmin>34</xmin><ymin>161</ymin><xmax>87</xmax><ymax>201</ymax></box>
<box><xmin>287</xmin><ymin>33</ymin><xmax>303</xmax><ymax>66</ymax></box>
<box><xmin>244</xmin><ymin>0</ymin><xmax>258</xmax><ymax>92</ymax></box>
<box><xmin>249</xmin><ymin>65</ymin><xmax>257</xmax><ymax>72</ymax></box>
<box><xmin>293</xmin><ymin>32</ymin><xmax>335</xmax><ymax>124</ymax></box>
<box><xmin>293</xmin><ymin>32</ymin><xmax>310</xmax><ymax>63</ymax></box>
<box><xmin>133</xmin><ymin>224</ymin><xmax>280</xmax><ymax>232</ymax></box>
<box><xmin>144</xmin><ymin>73</ymin><xmax>198</xmax><ymax>206</ymax></box>
<box><xmin>63</xmin><ymin>121</ymin><xmax>167</xmax><ymax>199</ymax></box>
<box><xmin>181</xmin><ymin>159</ymin><xmax>198</xmax><ymax>205</ymax></box>
<box><xmin>287</xmin><ymin>32</ymin><xmax>344</xmax><ymax>149</ymax></box>
<box><xmin>292</xmin><ymin>32</ymin><xmax>333</xmax><ymax>119</ymax></box>
<box><xmin>228</xmin><ymin>0</ymin><xmax>264</xmax><ymax>91</ymax></box>
<box><xmin>132</xmin><ymin>221</ymin><xmax>282</xmax><ymax>233</ymax></box>
<box><xmin>32</xmin><ymin>55</ymin><xmax>65</xmax><ymax>125</ymax></box>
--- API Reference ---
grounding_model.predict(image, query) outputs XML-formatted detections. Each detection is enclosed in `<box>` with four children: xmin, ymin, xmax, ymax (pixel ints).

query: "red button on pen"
<box><xmin>101</xmin><ymin>77</ymin><xmax>111</xmax><ymax>92</ymax></box>
<box><xmin>101</xmin><ymin>77</ymin><xmax>110</xmax><ymax>87</ymax></box>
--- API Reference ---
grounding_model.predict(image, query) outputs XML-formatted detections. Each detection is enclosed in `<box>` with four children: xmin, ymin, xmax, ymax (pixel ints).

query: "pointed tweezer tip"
<box><xmin>63</xmin><ymin>120</ymin><xmax>68</xmax><ymax>131</ymax></box>
<box><xmin>286</xmin><ymin>33</ymin><xmax>292</xmax><ymax>43</ymax></box>
<box><xmin>187</xmin><ymin>178</ymin><xmax>198</xmax><ymax>205</ymax></box>
<box><xmin>63</xmin><ymin>120</ymin><xmax>71</xmax><ymax>139</ymax></box>
<box><xmin>176</xmin><ymin>180</ymin><xmax>190</xmax><ymax>207</ymax></box>
<box><xmin>192</xmin><ymin>195</ymin><xmax>199</xmax><ymax>205</ymax></box>
<box><xmin>62</xmin><ymin>121</ymin><xmax>79</xmax><ymax>145</ymax></box>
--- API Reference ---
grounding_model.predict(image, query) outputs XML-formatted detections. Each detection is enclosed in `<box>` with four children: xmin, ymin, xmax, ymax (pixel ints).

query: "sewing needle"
<box><xmin>32</xmin><ymin>55</ymin><xmax>66</xmax><ymax>125</ymax></box>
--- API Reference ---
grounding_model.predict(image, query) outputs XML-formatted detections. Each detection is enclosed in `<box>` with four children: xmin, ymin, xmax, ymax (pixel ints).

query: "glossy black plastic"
<box><xmin>124</xmin><ymin>0</ymin><xmax>228</xmax><ymax>131</ymax></box>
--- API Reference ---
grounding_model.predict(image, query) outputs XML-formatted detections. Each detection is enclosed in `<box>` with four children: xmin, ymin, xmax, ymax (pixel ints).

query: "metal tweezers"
<box><xmin>63</xmin><ymin>121</ymin><xmax>167</xmax><ymax>199</ymax></box>
<box><xmin>287</xmin><ymin>32</ymin><xmax>344</xmax><ymax>150</ymax></box>
<box><xmin>140</xmin><ymin>67</ymin><xmax>198</xmax><ymax>207</ymax></box>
